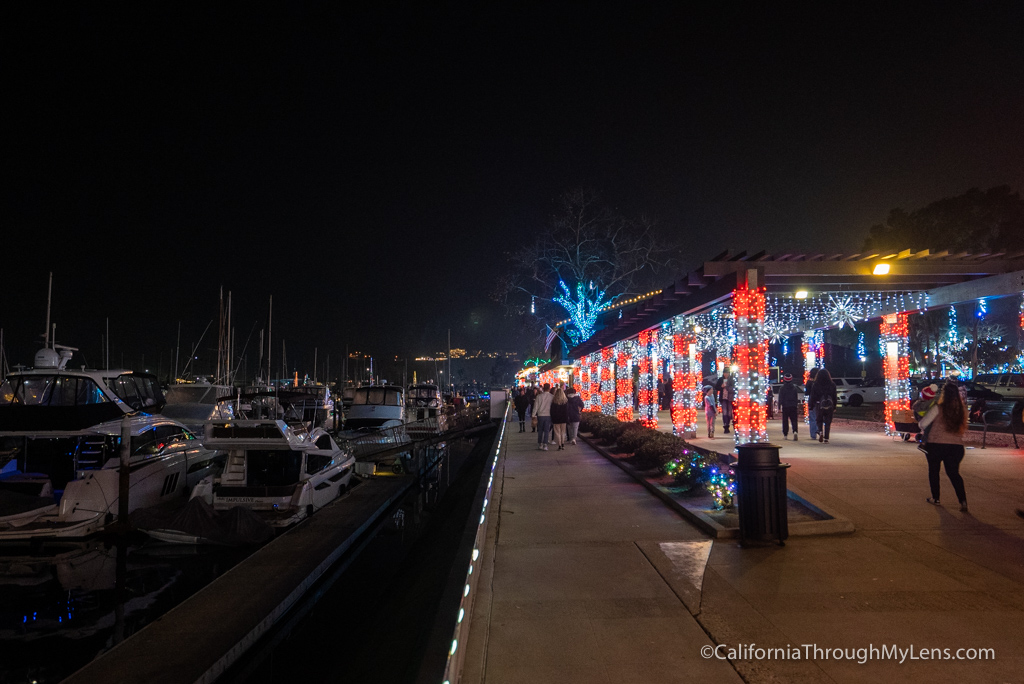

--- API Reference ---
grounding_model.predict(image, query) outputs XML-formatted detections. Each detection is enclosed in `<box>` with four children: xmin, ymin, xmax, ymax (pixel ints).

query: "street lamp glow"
<box><xmin>873</xmin><ymin>263</ymin><xmax>890</xmax><ymax>275</ymax></box>
<box><xmin>795</xmin><ymin>290</ymin><xmax>808</xmax><ymax>299</ymax></box>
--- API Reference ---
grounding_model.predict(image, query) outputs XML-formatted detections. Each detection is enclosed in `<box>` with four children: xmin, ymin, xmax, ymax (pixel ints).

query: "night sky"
<box><xmin>4</xmin><ymin>4</ymin><xmax>1023</xmax><ymax>377</ymax></box>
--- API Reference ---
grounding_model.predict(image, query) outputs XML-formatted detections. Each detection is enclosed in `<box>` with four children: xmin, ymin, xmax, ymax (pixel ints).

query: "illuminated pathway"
<box><xmin>460</xmin><ymin>415</ymin><xmax>1024</xmax><ymax>683</ymax></box>
<box><xmin>459</xmin><ymin>423</ymin><xmax>743</xmax><ymax>684</ymax></box>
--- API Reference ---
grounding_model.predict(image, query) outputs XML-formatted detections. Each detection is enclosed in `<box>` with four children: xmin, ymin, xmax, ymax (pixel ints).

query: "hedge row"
<box><xmin>579</xmin><ymin>410</ymin><xmax>736</xmax><ymax>508</ymax></box>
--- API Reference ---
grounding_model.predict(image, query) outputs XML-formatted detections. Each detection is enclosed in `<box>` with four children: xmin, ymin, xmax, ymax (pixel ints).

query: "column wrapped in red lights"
<box><xmin>732</xmin><ymin>273</ymin><xmax>769</xmax><ymax>444</ymax></box>
<box><xmin>670</xmin><ymin>321</ymin><xmax>699</xmax><ymax>437</ymax></box>
<box><xmin>615</xmin><ymin>341</ymin><xmax>634</xmax><ymax>422</ymax></box>
<box><xmin>637</xmin><ymin>330</ymin><xmax>658</xmax><ymax>427</ymax></box>
<box><xmin>880</xmin><ymin>313</ymin><xmax>911</xmax><ymax>435</ymax></box>
<box><xmin>600</xmin><ymin>347</ymin><xmax>615</xmax><ymax>415</ymax></box>
<box><xmin>801</xmin><ymin>334</ymin><xmax>812</xmax><ymax>423</ymax></box>
<box><xmin>579</xmin><ymin>355</ymin><xmax>592</xmax><ymax>406</ymax></box>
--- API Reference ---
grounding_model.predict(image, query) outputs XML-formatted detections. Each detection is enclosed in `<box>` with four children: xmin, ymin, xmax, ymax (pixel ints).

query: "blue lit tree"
<box><xmin>494</xmin><ymin>189</ymin><xmax>678</xmax><ymax>348</ymax></box>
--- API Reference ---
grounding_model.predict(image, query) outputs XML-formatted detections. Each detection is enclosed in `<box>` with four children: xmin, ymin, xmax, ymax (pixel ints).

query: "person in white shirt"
<box><xmin>533</xmin><ymin>383</ymin><xmax>554</xmax><ymax>450</ymax></box>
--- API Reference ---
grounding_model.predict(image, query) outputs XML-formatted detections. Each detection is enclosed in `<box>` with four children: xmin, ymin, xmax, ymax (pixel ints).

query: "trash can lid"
<box><xmin>735</xmin><ymin>442</ymin><xmax>782</xmax><ymax>467</ymax></box>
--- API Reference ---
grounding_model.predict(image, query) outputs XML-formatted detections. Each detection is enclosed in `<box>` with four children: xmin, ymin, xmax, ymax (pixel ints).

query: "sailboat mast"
<box><xmin>266</xmin><ymin>295</ymin><xmax>273</xmax><ymax>385</ymax></box>
<box><xmin>44</xmin><ymin>272</ymin><xmax>52</xmax><ymax>349</ymax></box>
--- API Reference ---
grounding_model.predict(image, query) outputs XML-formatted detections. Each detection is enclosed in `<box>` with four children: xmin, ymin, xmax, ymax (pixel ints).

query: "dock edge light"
<box><xmin>873</xmin><ymin>263</ymin><xmax>890</xmax><ymax>275</ymax></box>
<box><xmin>795</xmin><ymin>290</ymin><xmax>808</xmax><ymax>299</ymax></box>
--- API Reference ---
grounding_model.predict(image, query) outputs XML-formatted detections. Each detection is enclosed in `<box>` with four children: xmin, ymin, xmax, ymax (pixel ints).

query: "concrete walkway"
<box><xmin>461</xmin><ymin>422</ymin><xmax>742</xmax><ymax>684</ymax></box>
<box><xmin>464</xmin><ymin>413</ymin><xmax>1024</xmax><ymax>683</ymax></box>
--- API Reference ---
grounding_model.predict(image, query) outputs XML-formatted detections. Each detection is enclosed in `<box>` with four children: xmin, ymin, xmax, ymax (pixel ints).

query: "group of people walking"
<box><xmin>776</xmin><ymin>367</ymin><xmax>838</xmax><ymax>443</ymax></box>
<box><xmin>512</xmin><ymin>370</ymin><xmax>978</xmax><ymax>515</ymax></box>
<box><xmin>699</xmin><ymin>367</ymin><xmax>840</xmax><ymax>443</ymax></box>
<box><xmin>512</xmin><ymin>383</ymin><xmax>584</xmax><ymax>451</ymax></box>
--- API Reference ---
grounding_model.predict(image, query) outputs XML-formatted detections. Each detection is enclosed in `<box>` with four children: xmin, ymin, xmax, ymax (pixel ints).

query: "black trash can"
<box><xmin>732</xmin><ymin>442</ymin><xmax>790</xmax><ymax>546</ymax></box>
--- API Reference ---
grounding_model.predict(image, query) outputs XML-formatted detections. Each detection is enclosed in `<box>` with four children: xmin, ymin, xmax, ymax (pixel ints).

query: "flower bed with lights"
<box><xmin>579</xmin><ymin>413</ymin><xmax>736</xmax><ymax>508</ymax></box>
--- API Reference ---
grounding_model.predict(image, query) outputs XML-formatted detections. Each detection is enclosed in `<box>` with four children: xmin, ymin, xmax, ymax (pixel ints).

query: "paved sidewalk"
<box><xmin>461</xmin><ymin>423</ymin><xmax>742</xmax><ymax>684</ymax></box>
<box><xmin>465</xmin><ymin>413</ymin><xmax>1024</xmax><ymax>683</ymax></box>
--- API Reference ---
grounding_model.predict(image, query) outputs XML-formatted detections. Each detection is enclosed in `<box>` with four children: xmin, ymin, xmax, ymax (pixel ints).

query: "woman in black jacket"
<box><xmin>809</xmin><ymin>368</ymin><xmax>838</xmax><ymax>443</ymax></box>
<box><xmin>513</xmin><ymin>389</ymin><xmax>529</xmax><ymax>432</ymax></box>
<box><xmin>550</xmin><ymin>387</ymin><xmax>569</xmax><ymax>450</ymax></box>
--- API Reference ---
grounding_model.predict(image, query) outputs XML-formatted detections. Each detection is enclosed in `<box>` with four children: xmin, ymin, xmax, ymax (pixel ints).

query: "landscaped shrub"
<box><xmin>577</xmin><ymin>412</ymin><xmax>736</xmax><ymax>508</ymax></box>
<box><xmin>616</xmin><ymin>423</ymin><xmax>655</xmax><ymax>453</ymax></box>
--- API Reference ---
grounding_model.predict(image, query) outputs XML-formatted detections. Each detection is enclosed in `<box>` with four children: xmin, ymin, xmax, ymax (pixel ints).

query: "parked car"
<box><xmin>973</xmin><ymin>373</ymin><xmax>1024</xmax><ymax>400</ymax></box>
<box><xmin>834</xmin><ymin>377</ymin><xmax>885</xmax><ymax>406</ymax></box>
<box><xmin>959</xmin><ymin>380</ymin><xmax>1004</xmax><ymax>401</ymax></box>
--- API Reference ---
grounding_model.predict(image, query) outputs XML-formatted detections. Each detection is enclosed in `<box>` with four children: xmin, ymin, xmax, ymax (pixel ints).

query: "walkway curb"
<box><xmin>580</xmin><ymin>433</ymin><xmax>854</xmax><ymax>538</ymax></box>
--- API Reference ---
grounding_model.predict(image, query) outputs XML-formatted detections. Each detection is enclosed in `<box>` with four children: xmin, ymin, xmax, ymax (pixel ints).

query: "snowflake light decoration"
<box><xmin>827</xmin><ymin>295</ymin><xmax>861</xmax><ymax>329</ymax></box>
<box><xmin>763</xmin><ymin>318</ymin><xmax>789</xmax><ymax>344</ymax></box>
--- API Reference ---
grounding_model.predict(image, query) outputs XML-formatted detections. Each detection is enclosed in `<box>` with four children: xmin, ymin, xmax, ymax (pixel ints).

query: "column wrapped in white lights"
<box><xmin>600</xmin><ymin>347</ymin><xmax>615</xmax><ymax>415</ymax></box>
<box><xmin>615</xmin><ymin>340</ymin><xmax>633</xmax><ymax>422</ymax></box>
<box><xmin>880</xmin><ymin>313</ymin><xmax>911</xmax><ymax>435</ymax></box>
<box><xmin>637</xmin><ymin>329</ymin><xmax>659</xmax><ymax>428</ymax></box>
<box><xmin>670</xmin><ymin>316</ymin><xmax>699</xmax><ymax>438</ymax></box>
<box><xmin>587</xmin><ymin>353</ymin><xmax>601</xmax><ymax>411</ymax></box>
<box><xmin>732</xmin><ymin>269</ymin><xmax>769</xmax><ymax>445</ymax></box>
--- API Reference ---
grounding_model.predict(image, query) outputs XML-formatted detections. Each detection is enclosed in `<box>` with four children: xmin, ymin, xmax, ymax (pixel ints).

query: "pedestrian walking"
<box><xmin>716</xmin><ymin>368</ymin><xmax>736</xmax><ymax>434</ymax></box>
<box><xmin>809</xmin><ymin>368</ymin><xmax>838</xmax><ymax>443</ymax></box>
<box><xmin>765</xmin><ymin>384</ymin><xmax>775</xmax><ymax>420</ymax></box>
<box><xmin>527</xmin><ymin>385</ymin><xmax>537</xmax><ymax>432</ymax></box>
<box><xmin>533</xmin><ymin>384</ymin><xmax>553</xmax><ymax>450</ymax></box>
<box><xmin>919</xmin><ymin>382</ymin><xmax>969</xmax><ymax>511</ymax></box>
<box><xmin>565</xmin><ymin>386</ymin><xmax>584</xmax><ymax>444</ymax></box>
<box><xmin>778</xmin><ymin>373</ymin><xmax>799</xmax><ymax>440</ymax></box>
<box><xmin>550</xmin><ymin>387</ymin><xmax>569</xmax><ymax>450</ymax></box>
<box><xmin>702</xmin><ymin>384</ymin><xmax>718</xmax><ymax>438</ymax></box>
<box><xmin>513</xmin><ymin>389</ymin><xmax>529</xmax><ymax>432</ymax></box>
<box><xmin>805</xmin><ymin>367</ymin><xmax>820</xmax><ymax>441</ymax></box>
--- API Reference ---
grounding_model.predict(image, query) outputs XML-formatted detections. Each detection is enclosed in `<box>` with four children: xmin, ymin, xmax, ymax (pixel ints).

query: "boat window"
<box><xmin>0</xmin><ymin>379</ymin><xmax>13</xmax><ymax>405</ymax></box>
<box><xmin>975</xmin><ymin>374</ymin><xmax>997</xmax><ymax>384</ymax></box>
<box><xmin>131</xmin><ymin>428</ymin><xmax>161</xmax><ymax>456</ymax></box>
<box><xmin>386</xmin><ymin>390</ymin><xmax>403</xmax><ymax>406</ymax></box>
<box><xmin>111</xmin><ymin>376</ymin><xmax>141</xmax><ymax>408</ymax></box>
<box><xmin>306</xmin><ymin>452</ymin><xmax>333</xmax><ymax>474</ymax></box>
<box><xmin>247</xmin><ymin>449</ymin><xmax>302</xmax><ymax>487</ymax></box>
<box><xmin>154</xmin><ymin>424</ymin><xmax>187</xmax><ymax>448</ymax></box>
<box><xmin>998</xmin><ymin>376</ymin><xmax>1009</xmax><ymax>386</ymax></box>
<box><xmin>14</xmin><ymin>377</ymin><xmax>57</xmax><ymax>405</ymax></box>
<box><xmin>75</xmin><ymin>378</ymin><xmax>108</xmax><ymax>404</ymax></box>
<box><xmin>408</xmin><ymin>387</ymin><xmax>439</xmax><ymax>400</ymax></box>
<box><xmin>1008</xmin><ymin>375</ymin><xmax>1024</xmax><ymax>388</ymax></box>
<box><xmin>315</xmin><ymin>434</ymin><xmax>333</xmax><ymax>450</ymax></box>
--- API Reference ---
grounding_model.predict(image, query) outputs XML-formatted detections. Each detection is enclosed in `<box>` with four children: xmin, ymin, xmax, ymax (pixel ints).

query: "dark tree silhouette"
<box><xmin>494</xmin><ymin>189</ymin><xmax>679</xmax><ymax>345</ymax></box>
<box><xmin>862</xmin><ymin>185</ymin><xmax>1024</xmax><ymax>253</ymax></box>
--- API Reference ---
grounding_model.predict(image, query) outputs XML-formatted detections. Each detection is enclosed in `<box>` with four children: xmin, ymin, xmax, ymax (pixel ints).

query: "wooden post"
<box><xmin>117</xmin><ymin>414</ymin><xmax>131</xmax><ymax>529</ymax></box>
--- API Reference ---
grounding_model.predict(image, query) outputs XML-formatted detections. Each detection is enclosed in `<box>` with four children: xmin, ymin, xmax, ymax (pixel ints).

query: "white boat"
<box><xmin>343</xmin><ymin>385</ymin><xmax>405</xmax><ymax>431</ymax></box>
<box><xmin>0</xmin><ymin>414</ymin><xmax>223</xmax><ymax>540</ymax></box>
<box><xmin>161</xmin><ymin>380</ymin><xmax>235</xmax><ymax>433</ymax></box>
<box><xmin>191</xmin><ymin>419</ymin><xmax>355</xmax><ymax>528</ymax></box>
<box><xmin>405</xmin><ymin>383</ymin><xmax>448</xmax><ymax>436</ymax></box>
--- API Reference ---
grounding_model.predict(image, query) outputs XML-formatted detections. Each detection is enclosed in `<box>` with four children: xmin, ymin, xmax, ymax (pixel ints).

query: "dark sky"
<box><xmin>4</xmin><ymin>3</ymin><xmax>1023</xmax><ymax>377</ymax></box>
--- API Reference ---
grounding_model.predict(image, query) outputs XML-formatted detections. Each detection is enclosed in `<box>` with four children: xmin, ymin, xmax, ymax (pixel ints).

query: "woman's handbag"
<box><xmin>531</xmin><ymin>415</ymin><xmax>538</xmax><ymax>428</ymax></box>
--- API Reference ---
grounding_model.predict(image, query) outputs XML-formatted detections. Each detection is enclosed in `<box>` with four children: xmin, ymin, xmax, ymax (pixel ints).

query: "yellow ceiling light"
<box><xmin>873</xmin><ymin>263</ymin><xmax>891</xmax><ymax>275</ymax></box>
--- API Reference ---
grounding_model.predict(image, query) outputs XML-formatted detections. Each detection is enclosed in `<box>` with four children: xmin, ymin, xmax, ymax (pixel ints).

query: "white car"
<box><xmin>834</xmin><ymin>377</ymin><xmax>885</xmax><ymax>406</ymax></box>
<box><xmin>973</xmin><ymin>373</ymin><xmax>1024</xmax><ymax>400</ymax></box>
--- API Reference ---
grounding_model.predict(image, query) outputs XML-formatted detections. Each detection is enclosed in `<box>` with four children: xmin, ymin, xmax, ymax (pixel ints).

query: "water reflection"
<box><xmin>0</xmin><ymin>538</ymin><xmax>250</xmax><ymax>683</ymax></box>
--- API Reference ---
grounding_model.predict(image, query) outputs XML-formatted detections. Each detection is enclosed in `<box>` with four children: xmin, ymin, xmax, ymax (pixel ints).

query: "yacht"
<box><xmin>191</xmin><ymin>419</ymin><xmax>355</xmax><ymax>528</ymax></box>
<box><xmin>405</xmin><ymin>383</ymin><xmax>448</xmax><ymax>436</ymax></box>
<box><xmin>0</xmin><ymin>414</ymin><xmax>223</xmax><ymax>540</ymax></box>
<box><xmin>343</xmin><ymin>385</ymin><xmax>405</xmax><ymax>431</ymax></box>
<box><xmin>161</xmin><ymin>380</ymin><xmax>235</xmax><ymax>433</ymax></box>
